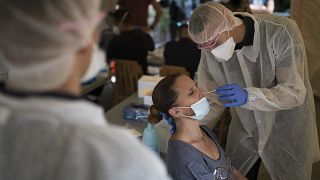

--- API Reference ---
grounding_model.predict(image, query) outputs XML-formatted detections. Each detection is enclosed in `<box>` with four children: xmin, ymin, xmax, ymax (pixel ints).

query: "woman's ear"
<box><xmin>168</xmin><ymin>107</ymin><xmax>180</xmax><ymax>118</ymax></box>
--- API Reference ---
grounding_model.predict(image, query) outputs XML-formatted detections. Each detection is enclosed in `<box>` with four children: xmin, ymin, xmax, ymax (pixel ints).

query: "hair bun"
<box><xmin>148</xmin><ymin>105</ymin><xmax>162</xmax><ymax>124</ymax></box>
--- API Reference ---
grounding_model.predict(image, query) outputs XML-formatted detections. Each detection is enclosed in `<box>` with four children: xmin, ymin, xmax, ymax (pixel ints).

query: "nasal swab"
<box><xmin>206</xmin><ymin>90</ymin><xmax>217</xmax><ymax>100</ymax></box>
<box><xmin>206</xmin><ymin>89</ymin><xmax>217</xmax><ymax>94</ymax></box>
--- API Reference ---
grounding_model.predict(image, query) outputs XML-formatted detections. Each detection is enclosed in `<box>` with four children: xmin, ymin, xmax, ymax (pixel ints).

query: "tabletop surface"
<box><xmin>105</xmin><ymin>93</ymin><xmax>147</xmax><ymax>134</ymax></box>
<box><xmin>105</xmin><ymin>92</ymin><xmax>169</xmax><ymax>159</ymax></box>
<box><xmin>81</xmin><ymin>74</ymin><xmax>110</xmax><ymax>95</ymax></box>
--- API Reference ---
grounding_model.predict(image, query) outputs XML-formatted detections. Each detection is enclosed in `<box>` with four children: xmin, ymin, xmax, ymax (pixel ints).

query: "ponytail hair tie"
<box><xmin>160</xmin><ymin>112</ymin><xmax>176</xmax><ymax>134</ymax></box>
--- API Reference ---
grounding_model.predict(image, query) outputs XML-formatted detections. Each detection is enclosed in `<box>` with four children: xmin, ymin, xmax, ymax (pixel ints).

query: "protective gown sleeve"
<box><xmin>197</xmin><ymin>51</ymin><xmax>225</xmax><ymax>126</ymax></box>
<box><xmin>242</xmin><ymin>19</ymin><xmax>307</xmax><ymax>111</ymax></box>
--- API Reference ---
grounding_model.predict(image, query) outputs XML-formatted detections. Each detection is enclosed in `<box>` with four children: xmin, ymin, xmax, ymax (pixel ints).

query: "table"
<box><xmin>105</xmin><ymin>93</ymin><xmax>168</xmax><ymax>158</ymax></box>
<box><xmin>81</xmin><ymin>75</ymin><xmax>109</xmax><ymax>96</ymax></box>
<box><xmin>105</xmin><ymin>93</ymin><xmax>147</xmax><ymax>134</ymax></box>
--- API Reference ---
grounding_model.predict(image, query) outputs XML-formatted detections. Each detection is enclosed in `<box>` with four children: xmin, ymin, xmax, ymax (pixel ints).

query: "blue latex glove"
<box><xmin>216</xmin><ymin>84</ymin><xmax>248</xmax><ymax>107</ymax></box>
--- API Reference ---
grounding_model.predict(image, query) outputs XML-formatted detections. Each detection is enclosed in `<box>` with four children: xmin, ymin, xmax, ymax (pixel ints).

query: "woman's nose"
<box><xmin>198</xmin><ymin>88</ymin><xmax>206</xmax><ymax>98</ymax></box>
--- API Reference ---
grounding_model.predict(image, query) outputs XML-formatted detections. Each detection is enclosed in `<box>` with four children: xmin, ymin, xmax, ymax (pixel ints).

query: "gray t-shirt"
<box><xmin>166</xmin><ymin>125</ymin><xmax>232</xmax><ymax>180</ymax></box>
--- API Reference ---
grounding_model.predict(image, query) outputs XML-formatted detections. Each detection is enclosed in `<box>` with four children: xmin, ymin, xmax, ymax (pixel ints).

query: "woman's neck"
<box><xmin>172</xmin><ymin>118</ymin><xmax>203</xmax><ymax>143</ymax></box>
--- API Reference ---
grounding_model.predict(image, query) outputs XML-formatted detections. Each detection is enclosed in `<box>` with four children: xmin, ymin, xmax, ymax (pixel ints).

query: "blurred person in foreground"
<box><xmin>0</xmin><ymin>0</ymin><xmax>171</xmax><ymax>179</ymax></box>
<box><xmin>188</xmin><ymin>2</ymin><xmax>319</xmax><ymax>180</ymax></box>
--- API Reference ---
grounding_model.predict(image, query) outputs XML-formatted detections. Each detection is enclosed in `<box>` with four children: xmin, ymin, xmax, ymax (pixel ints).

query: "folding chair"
<box><xmin>159</xmin><ymin>65</ymin><xmax>190</xmax><ymax>77</ymax></box>
<box><xmin>113</xmin><ymin>60</ymin><xmax>143</xmax><ymax>104</ymax></box>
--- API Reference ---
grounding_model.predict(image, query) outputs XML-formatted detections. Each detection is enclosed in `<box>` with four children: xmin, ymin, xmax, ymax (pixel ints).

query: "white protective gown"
<box><xmin>0</xmin><ymin>93</ymin><xmax>171</xmax><ymax>180</ymax></box>
<box><xmin>197</xmin><ymin>12</ymin><xmax>320</xmax><ymax>179</ymax></box>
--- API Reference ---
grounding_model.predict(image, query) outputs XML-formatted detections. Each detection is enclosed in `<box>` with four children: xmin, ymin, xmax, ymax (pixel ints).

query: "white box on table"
<box><xmin>138</xmin><ymin>75</ymin><xmax>164</xmax><ymax>98</ymax></box>
<box><xmin>143</xmin><ymin>94</ymin><xmax>153</xmax><ymax>105</ymax></box>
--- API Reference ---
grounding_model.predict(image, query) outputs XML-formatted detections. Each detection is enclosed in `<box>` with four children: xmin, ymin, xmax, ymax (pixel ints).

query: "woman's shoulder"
<box><xmin>166</xmin><ymin>140</ymin><xmax>216</xmax><ymax>180</ymax></box>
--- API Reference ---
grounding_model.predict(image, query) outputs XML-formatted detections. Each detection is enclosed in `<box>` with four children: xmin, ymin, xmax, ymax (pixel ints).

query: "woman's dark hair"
<box><xmin>147</xmin><ymin>74</ymin><xmax>182</xmax><ymax>124</ymax></box>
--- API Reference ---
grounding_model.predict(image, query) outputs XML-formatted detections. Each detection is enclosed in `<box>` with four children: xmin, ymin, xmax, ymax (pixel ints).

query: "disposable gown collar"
<box><xmin>234</xmin><ymin>12</ymin><xmax>260</xmax><ymax>62</ymax></box>
<box><xmin>0</xmin><ymin>88</ymin><xmax>81</xmax><ymax>100</ymax></box>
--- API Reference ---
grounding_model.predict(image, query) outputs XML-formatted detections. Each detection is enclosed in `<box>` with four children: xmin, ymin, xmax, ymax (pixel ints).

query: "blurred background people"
<box><xmin>169</xmin><ymin>0</ymin><xmax>200</xmax><ymax>41</ymax></box>
<box><xmin>107</xmin><ymin>8</ymin><xmax>155</xmax><ymax>74</ymax></box>
<box><xmin>163</xmin><ymin>23</ymin><xmax>201</xmax><ymax>79</ymax></box>
<box><xmin>222</xmin><ymin>0</ymin><xmax>251</xmax><ymax>12</ymax></box>
<box><xmin>118</xmin><ymin>0</ymin><xmax>163</xmax><ymax>32</ymax></box>
<box><xmin>274</xmin><ymin>0</ymin><xmax>290</xmax><ymax>13</ymax></box>
<box><xmin>249</xmin><ymin>0</ymin><xmax>274</xmax><ymax>14</ymax></box>
<box><xmin>291</xmin><ymin>0</ymin><xmax>320</xmax><ymax>98</ymax></box>
<box><xmin>0</xmin><ymin>0</ymin><xmax>171</xmax><ymax>179</ymax></box>
<box><xmin>291</xmin><ymin>2</ymin><xmax>320</xmax><ymax>171</ymax></box>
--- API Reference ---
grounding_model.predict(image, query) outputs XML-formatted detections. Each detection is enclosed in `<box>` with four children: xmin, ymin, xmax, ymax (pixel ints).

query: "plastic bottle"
<box><xmin>154</xmin><ymin>120</ymin><xmax>171</xmax><ymax>153</ymax></box>
<box><xmin>142</xmin><ymin>123</ymin><xmax>160</xmax><ymax>155</ymax></box>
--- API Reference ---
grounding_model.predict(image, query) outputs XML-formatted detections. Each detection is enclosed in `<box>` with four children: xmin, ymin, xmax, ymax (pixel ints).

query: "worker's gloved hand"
<box><xmin>216</xmin><ymin>84</ymin><xmax>248</xmax><ymax>107</ymax></box>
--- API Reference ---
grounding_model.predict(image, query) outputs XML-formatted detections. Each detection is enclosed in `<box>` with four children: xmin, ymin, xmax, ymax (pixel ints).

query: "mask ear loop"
<box><xmin>174</xmin><ymin>106</ymin><xmax>196</xmax><ymax>119</ymax></box>
<box><xmin>175</xmin><ymin>107</ymin><xmax>193</xmax><ymax>115</ymax></box>
<box><xmin>175</xmin><ymin>106</ymin><xmax>192</xmax><ymax>109</ymax></box>
<box><xmin>177</xmin><ymin>113</ymin><xmax>196</xmax><ymax>119</ymax></box>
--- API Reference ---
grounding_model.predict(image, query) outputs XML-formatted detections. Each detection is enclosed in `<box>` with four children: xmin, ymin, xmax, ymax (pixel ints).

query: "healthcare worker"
<box><xmin>188</xmin><ymin>2</ymin><xmax>320</xmax><ymax>180</ymax></box>
<box><xmin>0</xmin><ymin>0</ymin><xmax>171</xmax><ymax>180</ymax></box>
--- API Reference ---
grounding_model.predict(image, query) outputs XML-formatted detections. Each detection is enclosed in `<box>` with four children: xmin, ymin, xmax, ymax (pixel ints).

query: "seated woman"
<box><xmin>148</xmin><ymin>74</ymin><xmax>246</xmax><ymax>180</ymax></box>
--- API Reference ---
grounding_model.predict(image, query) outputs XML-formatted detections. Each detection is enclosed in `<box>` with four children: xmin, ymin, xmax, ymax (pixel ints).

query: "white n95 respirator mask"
<box><xmin>177</xmin><ymin>97</ymin><xmax>210</xmax><ymax>120</ymax></box>
<box><xmin>211</xmin><ymin>37</ymin><xmax>236</xmax><ymax>61</ymax></box>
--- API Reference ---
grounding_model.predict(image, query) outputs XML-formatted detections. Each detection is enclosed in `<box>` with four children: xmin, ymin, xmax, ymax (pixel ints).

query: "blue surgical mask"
<box><xmin>177</xmin><ymin>97</ymin><xmax>210</xmax><ymax>120</ymax></box>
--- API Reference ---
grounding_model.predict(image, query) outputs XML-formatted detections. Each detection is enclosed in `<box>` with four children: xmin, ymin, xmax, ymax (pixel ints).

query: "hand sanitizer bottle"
<box><xmin>142</xmin><ymin>123</ymin><xmax>160</xmax><ymax>155</ymax></box>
